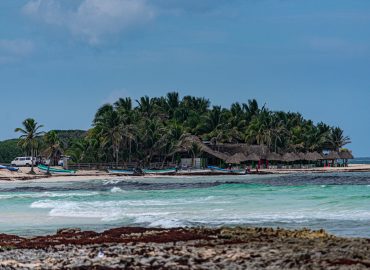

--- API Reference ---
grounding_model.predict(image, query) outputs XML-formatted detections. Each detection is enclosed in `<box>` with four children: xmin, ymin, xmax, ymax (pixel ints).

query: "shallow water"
<box><xmin>1</xmin><ymin>173</ymin><xmax>370</xmax><ymax>237</ymax></box>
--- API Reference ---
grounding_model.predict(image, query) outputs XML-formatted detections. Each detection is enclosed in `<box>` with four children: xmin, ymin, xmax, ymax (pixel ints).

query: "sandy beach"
<box><xmin>0</xmin><ymin>164</ymin><xmax>369</xmax><ymax>182</ymax></box>
<box><xmin>1</xmin><ymin>226</ymin><xmax>370</xmax><ymax>269</ymax></box>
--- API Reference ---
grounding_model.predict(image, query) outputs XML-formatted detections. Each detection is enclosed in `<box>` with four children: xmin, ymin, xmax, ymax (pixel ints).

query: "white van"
<box><xmin>11</xmin><ymin>157</ymin><xmax>36</xmax><ymax>167</ymax></box>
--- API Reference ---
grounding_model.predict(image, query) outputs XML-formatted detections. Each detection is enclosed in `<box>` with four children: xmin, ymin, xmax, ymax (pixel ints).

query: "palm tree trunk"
<box><xmin>30</xmin><ymin>147</ymin><xmax>35</xmax><ymax>174</ymax></box>
<box><xmin>129</xmin><ymin>140</ymin><xmax>132</xmax><ymax>163</ymax></box>
<box><xmin>46</xmin><ymin>153</ymin><xmax>52</xmax><ymax>176</ymax></box>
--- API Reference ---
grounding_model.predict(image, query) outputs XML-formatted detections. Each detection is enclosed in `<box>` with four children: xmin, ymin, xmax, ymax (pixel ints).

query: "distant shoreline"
<box><xmin>1</xmin><ymin>164</ymin><xmax>370</xmax><ymax>183</ymax></box>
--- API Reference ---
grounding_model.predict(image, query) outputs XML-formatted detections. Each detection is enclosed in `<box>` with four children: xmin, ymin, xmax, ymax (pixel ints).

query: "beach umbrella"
<box><xmin>225</xmin><ymin>153</ymin><xmax>248</xmax><ymax>164</ymax></box>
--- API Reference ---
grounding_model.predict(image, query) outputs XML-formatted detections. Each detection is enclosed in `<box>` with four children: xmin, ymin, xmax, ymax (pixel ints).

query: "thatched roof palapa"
<box><xmin>225</xmin><ymin>153</ymin><xmax>248</xmax><ymax>164</ymax></box>
<box><xmin>209</xmin><ymin>144</ymin><xmax>268</xmax><ymax>159</ymax></box>
<box><xmin>339</xmin><ymin>150</ymin><xmax>354</xmax><ymax>160</ymax></box>
<box><xmin>245</xmin><ymin>153</ymin><xmax>261</xmax><ymax>162</ymax></box>
<box><xmin>304</xmin><ymin>152</ymin><xmax>320</xmax><ymax>161</ymax></box>
<box><xmin>266</xmin><ymin>152</ymin><xmax>282</xmax><ymax>161</ymax></box>
<box><xmin>282</xmin><ymin>152</ymin><xmax>299</xmax><ymax>162</ymax></box>
<box><xmin>175</xmin><ymin>135</ymin><xmax>229</xmax><ymax>161</ymax></box>
<box><xmin>298</xmin><ymin>152</ymin><xmax>308</xmax><ymax>161</ymax></box>
<box><xmin>322</xmin><ymin>151</ymin><xmax>341</xmax><ymax>160</ymax></box>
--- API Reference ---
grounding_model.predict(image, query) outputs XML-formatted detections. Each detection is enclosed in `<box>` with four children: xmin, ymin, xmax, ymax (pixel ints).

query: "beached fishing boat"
<box><xmin>143</xmin><ymin>168</ymin><xmax>177</xmax><ymax>175</ymax></box>
<box><xmin>108</xmin><ymin>169</ymin><xmax>137</xmax><ymax>175</ymax></box>
<box><xmin>208</xmin><ymin>166</ymin><xmax>246</xmax><ymax>175</ymax></box>
<box><xmin>0</xmin><ymin>165</ymin><xmax>19</xmax><ymax>172</ymax></box>
<box><xmin>37</xmin><ymin>164</ymin><xmax>76</xmax><ymax>174</ymax></box>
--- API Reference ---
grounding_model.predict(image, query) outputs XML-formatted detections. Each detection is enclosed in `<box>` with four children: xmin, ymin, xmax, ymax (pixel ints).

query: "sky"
<box><xmin>0</xmin><ymin>0</ymin><xmax>369</xmax><ymax>156</ymax></box>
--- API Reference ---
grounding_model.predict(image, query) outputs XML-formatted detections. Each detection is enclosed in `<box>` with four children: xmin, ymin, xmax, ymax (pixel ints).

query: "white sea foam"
<box><xmin>110</xmin><ymin>187</ymin><xmax>127</xmax><ymax>193</ymax></box>
<box><xmin>0</xmin><ymin>192</ymin><xmax>98</xmax><ymax>200</ymax></box>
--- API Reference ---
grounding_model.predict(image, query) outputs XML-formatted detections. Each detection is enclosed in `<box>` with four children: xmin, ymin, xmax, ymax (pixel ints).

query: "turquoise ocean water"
<box><xmin>1</xmin><ymin>172</ymin><xmax>370</xmax><ymax>237</ymax></box>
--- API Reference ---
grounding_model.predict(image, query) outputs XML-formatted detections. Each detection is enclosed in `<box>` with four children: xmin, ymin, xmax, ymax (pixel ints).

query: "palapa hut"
<box><xmin>209</xmin><ymin>144</ymin><xmax>268</xmax><ymax>159</ymax></box>
<box><xmin>312</xmin><ymin>152</ymin><xmax>323</xmax><ymax>161</ymax></box>
<box><xmin>245</xmin><ymin>153</ymin><xmax>261</xmax><ymax>162</ymax></box>
<box><xmin>282</xmin><ymin>152</ymin><xmax>299</xmax><ymax>163</ymax></box>
<box><xmin>266</xmin><ymin>152</ymin><xmax>282</xmax><ymax>161</ymax></box>
<box><xmin>225</xmin><ymin>153</ymin><xmax>248</xmax><ymax>164</ymax></box>
<box><xmin>339</xmin><ymin>150</ymin><xmax>354</xmax><ymax>160</ymax></box>
<box><xmin>305</xmin><ymin>152</ymin><xmax>321</xmax><ymax>162</ymax></box>
<box><xmin>321</xmin><ymin>151</ymin><xmax>341</xmax><ymax>167</ymax></box>
<box><xmin>174</xmin><ymin>135</ymin><xmax>229</xmax><ymax>167</ymax></box>
<box><xmin>323</xmin><ymin>151</ymin><xmax>341</xmax><ymax>160</ymax></box>
<box><xmin>339</xmin><ymin>150</ymin><xmax>354</xmax><ymax>167</ymax></box>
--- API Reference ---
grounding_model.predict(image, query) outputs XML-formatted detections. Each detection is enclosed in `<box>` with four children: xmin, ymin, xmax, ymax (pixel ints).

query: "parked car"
<box><xmin>11</xmin><ymin>157</ymin><xmax>36</xmax><ymax>167</ymax></box>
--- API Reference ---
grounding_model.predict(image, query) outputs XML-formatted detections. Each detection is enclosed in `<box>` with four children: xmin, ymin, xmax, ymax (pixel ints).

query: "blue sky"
<box><xmin>0</xmin><ymin>0</ymin><xmax>369</xmax><ymax>156</ymax></box>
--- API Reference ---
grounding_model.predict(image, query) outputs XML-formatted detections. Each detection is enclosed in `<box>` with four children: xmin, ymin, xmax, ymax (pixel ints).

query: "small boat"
<box><xmin>208</xmin><ymin>166</ymin><xmax>246</xmax><ymax>175</ymax></box>
<box><xmin>108</xmin><ymin>169</ymin><xmax>136</xmax><ymax>175</ymax></box>
<box><xmin>142</xmin><ymin>168</ymin><xmax>177</xmax><ymax>175</ymax></box>
<box><xmin>38</xmin><ymin>164</ymin><xmax>76</xmax><ymax>174</ymax></box>
<box><xmin>0</xmin><ymin>165</ymin><xmax>19</xmax><ymax>172</ymax></box>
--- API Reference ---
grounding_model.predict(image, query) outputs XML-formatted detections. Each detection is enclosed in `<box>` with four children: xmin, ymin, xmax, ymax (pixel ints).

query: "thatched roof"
<box><xmin>282</xmin><ymin>152</ymin><xmax>300</xmax><ymax>162</ymax></box>
<box><xmin>312</xmin><ymin>152</ymin><xmax>323</xmax><ymax>160</ymax></box>
<box><xmin>225</xmin><ymin>153</ymin><xmax>248</xmax><ymax>164</ymax></box>
<box><xmin>297</xmin><ymin>152</ymin><xmax>308</xmax><ymax>161</ymax></box>
<box><xmin>266</xmin><ymin>152</ymin><xmax>282</xmax><ymax>161</ymax></box>
<box><xmin>303</xmin><ymin>152</ymin><xmax>320</xmax><ymax>161</ymax></box>
<box><xmin>209</xmin><ymin>144</ymin><xmax>268</xmax><ymax>159</ymax></box>
<box><xmin>245</xmin><ymin>153</ymin><xmax>261</xmax><ymax>161</ymax></box>
<box><xmin>339</xmin><ymin>150</ymin><xmax>354</xmax><ymax>159</ymax></box>
<box><xmin>175</xmin><ymin>135</ymin><xmax>229</xmax><ymax>161</ymax></box>
<box><xmin>322</xmin><ymin>151</ymin><xmax>341</xmax><ymax>160</ymax></box>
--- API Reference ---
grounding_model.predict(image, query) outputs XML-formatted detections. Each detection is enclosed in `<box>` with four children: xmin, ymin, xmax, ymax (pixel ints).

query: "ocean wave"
<box><xmin>110</xmin><ymin>187</ymin><xmax>127</xmax><ymax>193</ymax></box>
<box><xmin>0</xmin><ymin>192</ymin><xmax>99</xmax><ymax>200</ymax></box>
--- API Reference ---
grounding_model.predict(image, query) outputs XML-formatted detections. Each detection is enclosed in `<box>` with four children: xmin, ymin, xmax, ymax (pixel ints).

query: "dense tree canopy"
<box><xmin>64</xmin><ymin>92</ymin><xmax>350</xmax><ymax>164</ymax></box>
<box><xmin>0</xmin><ymin>93</ymin><xmax>351</xmax><ymax>165</ymax></box>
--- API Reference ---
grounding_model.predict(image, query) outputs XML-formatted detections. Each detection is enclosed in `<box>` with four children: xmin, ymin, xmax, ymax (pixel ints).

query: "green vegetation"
<box><xmin>65</xmin><ymin>92</ymin><xmax>351</xmax><ymax>164</ymax></box>
<box><xmin>4</xmin><ymin>92</ymin><xmax>351</xmax><ymax>166</ymax></box>
<box><xmin>0</xmin><ymin>130</ymin><xmax>86</xmax><ymax>164</ymax></box>
<box><xmin>15</xmin><ymin>118</ymin><xmax>44</xmax><ymax>174</ymax></box>
<box><xmin>0</xmin><ymin>139</ymin><xmax>23</xmax><ymax>164</ymax></box>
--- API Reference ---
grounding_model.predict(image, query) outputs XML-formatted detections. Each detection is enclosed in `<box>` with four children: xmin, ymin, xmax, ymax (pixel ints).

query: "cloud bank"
<box><xmin>22</xmin><ymin>0</ymin><xmax>233</xmax><ymax>44</ymax></box>
<box><xmin>22</xmin><ymin>0</ymin><xmax>155</xmax><ymax>44</ymax></box>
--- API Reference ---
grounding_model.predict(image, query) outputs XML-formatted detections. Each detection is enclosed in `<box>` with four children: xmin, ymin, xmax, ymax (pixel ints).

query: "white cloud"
<box><xmin>22</xmin><ymin>0</ymin><xmax>236</xmax><ymax>45</ymax></box>
<box><xmin>22</xmin><ymin>0</ymin><xmax>155</xmax><ymax>44</ymax></box>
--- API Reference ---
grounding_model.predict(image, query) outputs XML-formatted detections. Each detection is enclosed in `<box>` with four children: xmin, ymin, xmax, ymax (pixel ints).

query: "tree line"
<box><xmin>12</xmin><ymin>92</ymin><xmax>351</xmax><ymax>168</ymax></box>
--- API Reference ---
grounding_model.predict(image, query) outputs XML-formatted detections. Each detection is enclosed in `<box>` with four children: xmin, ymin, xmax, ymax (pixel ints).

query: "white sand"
<box><xmin>1</xmin><ymin>164</ymin><xmax>370</xmax><ymax>183</ymax></box>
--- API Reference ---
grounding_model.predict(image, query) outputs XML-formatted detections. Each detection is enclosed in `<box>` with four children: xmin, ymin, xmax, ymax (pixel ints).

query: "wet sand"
<box><xmin>1</xmin><ymin>226</ymin><xmax>370</xmax><ymax>269</ymax></box>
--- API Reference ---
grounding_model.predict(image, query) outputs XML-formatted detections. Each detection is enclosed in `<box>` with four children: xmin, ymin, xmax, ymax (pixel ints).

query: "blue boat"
<box><xmin>0</xmin><ymin>165</ymin><xmax>19</xmax><ymax>172</ymax></box>
<box><xmin>208</xmin><ymin>166</ymin><xmax>245</xmax><ymax>174</ymax></box>
<box><xmin>108</xmin><ymin>169</ymin><xmax>136</xmax><ymax>175</ymax></box>
<box><xmin>143</xmin><ymin>168</ymin><xmax>177</xmax><ymax>175</ymax></box>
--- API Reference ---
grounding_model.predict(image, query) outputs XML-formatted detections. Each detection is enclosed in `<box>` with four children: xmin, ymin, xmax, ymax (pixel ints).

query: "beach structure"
<box><xmin>339</xmin><ymin>150</ymin><xmax>354</xmax><ymax>166</ymax></box>
<box><xmin>173</xmin><ymin>135</ymin><xmax>353</xmax><ymax>170</ymax></box>
<box><xmin>225</xmin><ymin>153</ymin><xmax>248</xmax><ymax>164</ymax></box>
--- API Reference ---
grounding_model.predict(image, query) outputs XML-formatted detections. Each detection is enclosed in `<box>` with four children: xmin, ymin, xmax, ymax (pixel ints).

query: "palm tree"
<box><xmin>94</xmin><ymin>104</ymin><xmax>122</xmax><ymax>167</ymax></box>
<box><xmin>329</xmin><ymin>127</ymin><xmax>351</xmax><ymax>151</ymax></box>
<box><xmin>43</xmin><ymin>130</ymin><xmax>62</xmax><ymax>175</ymax></box>
<box><xmin>15</xmin><ymin>118</ymin><xmax>44</xmax><ymax>174</ymax></box>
